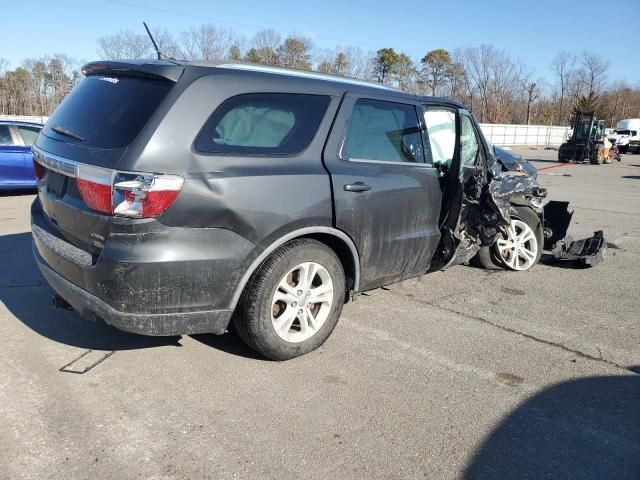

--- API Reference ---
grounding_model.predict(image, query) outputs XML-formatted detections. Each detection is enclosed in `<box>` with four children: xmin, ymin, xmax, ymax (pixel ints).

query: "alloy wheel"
<box><xmin>271</xmin><ymin>262</ymin><xmax>334</xmax><ymax>343</ymax></box>
<box><xmin>495</xmin><ymin>218</ymin><xmax>538</xmax><ymax>271</ymax></box>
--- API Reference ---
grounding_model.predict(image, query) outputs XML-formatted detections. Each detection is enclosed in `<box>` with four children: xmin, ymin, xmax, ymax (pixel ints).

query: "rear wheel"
<box><xmin>233</xmin><ymin>239</ymin><xmax>345</xmax><ymax>360</ymax></box>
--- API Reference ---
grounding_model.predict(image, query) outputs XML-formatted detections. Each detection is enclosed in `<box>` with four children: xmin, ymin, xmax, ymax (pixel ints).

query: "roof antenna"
<box><xmin>143</xmin><ymin>21</ymin><xmax>163</xmax><ymax>60</ymax></box>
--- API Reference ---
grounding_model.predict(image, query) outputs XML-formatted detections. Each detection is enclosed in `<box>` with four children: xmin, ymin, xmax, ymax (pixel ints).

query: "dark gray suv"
<box><xmin>31</xmin><ymin>60</ymin><xmax>545</xmax><ymax>359</ymax></box>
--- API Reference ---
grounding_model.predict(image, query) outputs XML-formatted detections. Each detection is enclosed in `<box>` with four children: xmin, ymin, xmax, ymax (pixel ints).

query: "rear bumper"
<box><xmin>35</xmin><ymin>246</ymin><xmax>233</xmax><ymax>335</ymax></box>
<box><xmin>31</xmin><ymin>197</ymin><xmax>257</xmax><ymax>336</ymax></box>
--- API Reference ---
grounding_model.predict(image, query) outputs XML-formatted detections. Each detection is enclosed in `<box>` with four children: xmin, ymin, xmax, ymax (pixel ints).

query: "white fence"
<box><xmin>480</xmin><ymin>123</ymin><xmax>570</xmax><ymax>147</ymax></box>
<box><xmin>0</xmin><ymin>115</ymin><xmax>49</xmax><ymax>124</ymax></box>
<box><xmin>0</xmin><ymin>114</ymin><xmax>569</xmax><ymax>147</ymax></box>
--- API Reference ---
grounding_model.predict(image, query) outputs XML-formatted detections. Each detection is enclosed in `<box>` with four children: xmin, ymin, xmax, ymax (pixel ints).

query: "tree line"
<box><xmin>1</xmin><ymin>24</ymin><xmax>639</xmax><ymax>127</ymax></box>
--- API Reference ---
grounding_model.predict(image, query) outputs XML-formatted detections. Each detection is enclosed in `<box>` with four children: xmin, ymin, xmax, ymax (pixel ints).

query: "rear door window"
<box><xmin>195</xmin><ymin>93</ymin><xmax>331</xmax><ymax>155</ymax></box>
<box><xmin>342</xmin><ymin>99</ymin><xmax>424</xmax><ymax>163</ymax></box>
<box><xmin>42</xmin><ymin>75</ymin><xmax>173</xmax><ymax>149</ymax></box>
<box><xmin>17</xmin><ymin>126</ymin><xmax>41</xmax><ymax>146</ymax></box>
<box><xmin>0</xmin><ymin>125</ymin><xmax>16</xmax><ymax>145</ymax></box>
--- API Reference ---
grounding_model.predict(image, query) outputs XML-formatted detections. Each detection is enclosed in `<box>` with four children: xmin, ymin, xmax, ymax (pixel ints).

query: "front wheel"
<box><xmin>471</xmin><ymin>207</ymin><xmax>543</xmax><ymax>271</ymax></box>
<box><xmin>233</xmin><ymin>239</ymin><xmax>345</xmax><ymax>360</ymax></box>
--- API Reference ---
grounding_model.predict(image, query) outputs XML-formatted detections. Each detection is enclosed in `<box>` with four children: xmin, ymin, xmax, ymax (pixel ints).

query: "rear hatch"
<box><xmin>34</xmin><ymin>61</ymin><xmax>184</xmax><ymax>256</ymax></box>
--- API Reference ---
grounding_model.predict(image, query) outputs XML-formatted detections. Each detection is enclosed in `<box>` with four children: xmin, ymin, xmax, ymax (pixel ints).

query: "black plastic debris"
<box><xmin>543</xmin><ymin>201</ymin><xmax>573</xmax><ymax>249</ymax></box>
<box><xmin>552</xmin><ymin>230</ymin><xmax>606</xmax><ymax>267</ymax></box>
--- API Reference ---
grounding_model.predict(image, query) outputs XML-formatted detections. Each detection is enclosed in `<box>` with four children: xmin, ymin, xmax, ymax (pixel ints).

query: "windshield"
<box><xmin>576</xmin><ymin>121</ymin><xmax>592</xmax><ymax>140</ymax></box>
<box><xmin>43</xmin><ymin>74</ymin><xmax>173</xmax><ymax>149</ymax></box>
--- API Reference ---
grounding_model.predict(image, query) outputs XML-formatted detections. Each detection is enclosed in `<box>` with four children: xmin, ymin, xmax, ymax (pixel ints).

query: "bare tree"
<box><xmin>316</xmin><ymin>46</ymin><xmax>374</xmax><ymax>81</ymax></box>
<box><xmin>97</xmin><ymin>30</ymin><xmax>154</xmax><ymax>59</ymax></box>
<box><xmin>152</xmin><ymin>28</ymin><xmax>181</xmax><ymax>59</ymax></box>
<box><xmin>252</xmin><ymin>29</ymin><xmax>282</xmax><ymax>52</ymax></box>
<box><xmin>550</xmin><ymin>52</ymin><xmax>577</xmax><ymax>125</ymax></box>
<box><xmin>576</xmin><ymin>51</ymin><xmax>609</xmax><ymax>112</ymax></box>
<box><xmin>463</xmin><ymin>45</ymin><xmax>526</xmax><ymax>123</ymax></box>
<box><xmin>521</xmin><ymin>80</ymin><xmax>540</xmax><ymax>125</ymax></box>
<box><xmin>180</xmin><ymin>24</ymin><xmax>236</xmax><ymax>61</ymax></box>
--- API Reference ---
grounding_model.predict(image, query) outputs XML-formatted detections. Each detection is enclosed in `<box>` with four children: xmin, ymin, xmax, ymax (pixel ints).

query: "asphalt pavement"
<box><xmin>0</xmin><ymin>149</ymin><xmax>638</xmax><ymax>479</ymax></box>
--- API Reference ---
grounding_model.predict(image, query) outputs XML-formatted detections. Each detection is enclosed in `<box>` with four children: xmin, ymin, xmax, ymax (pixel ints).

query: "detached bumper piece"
<box><xmin>552</xmin><ymin>230</ymin><xmax>606</xmax><ymax>267</ymax></box>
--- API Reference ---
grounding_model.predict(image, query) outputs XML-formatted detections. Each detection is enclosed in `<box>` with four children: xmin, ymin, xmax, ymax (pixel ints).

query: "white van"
<box><xmin>608</xmin><ymin>119</ymin><xmax>640</xmax><ymax>153</ymax></box>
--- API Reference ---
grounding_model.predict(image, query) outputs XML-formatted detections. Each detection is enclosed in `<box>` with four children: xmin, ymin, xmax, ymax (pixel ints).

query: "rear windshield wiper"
<box><xmin>51</xmin><ymin>125</ymin><xmax>85</xmax><ymax>142</ymax></box>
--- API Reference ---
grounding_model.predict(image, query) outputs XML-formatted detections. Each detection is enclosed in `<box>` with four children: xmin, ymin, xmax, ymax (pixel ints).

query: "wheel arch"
<box><xmin>228</xmin><ymin>227</ymin><xmax>360</xmax><ymax>311</ymax></box>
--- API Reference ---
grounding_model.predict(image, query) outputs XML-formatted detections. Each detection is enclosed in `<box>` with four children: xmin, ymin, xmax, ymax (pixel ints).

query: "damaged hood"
<box><xmin>494</xmin><ymin>146</ymin><xmax>538</xmax><ymax>180</ymax></box>
<box><xmin>487</xmin><ymin>146</ymin><xmax>546</xmax><ymax>223</ymax></box>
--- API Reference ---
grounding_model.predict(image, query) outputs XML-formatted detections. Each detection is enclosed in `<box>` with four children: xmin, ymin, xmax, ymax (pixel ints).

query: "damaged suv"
<box><xmin>31</xmin><ymin>61</ymin><xmax>546</xmax><ymax>360</ymax></box>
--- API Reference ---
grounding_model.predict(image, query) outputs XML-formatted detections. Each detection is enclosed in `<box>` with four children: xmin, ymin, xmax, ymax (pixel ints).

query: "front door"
<box><xmin>323</xmin><ymin>93</ymin><xmax>442</xmax><ymax>291</ymax></box>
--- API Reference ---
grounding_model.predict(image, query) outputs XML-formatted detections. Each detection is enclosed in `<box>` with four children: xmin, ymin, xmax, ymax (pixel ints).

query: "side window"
<box><xmin>18</xmin><ymin>126</ymin><xmax>41</xmax><ymax>146</ymax></box>
<box><xmin>195</xmin><ymin>93</ymin><xmax>331</xmax><ymax>155</ymax></box>
<box><xmin>0</xmin><ymin>125</ymin><xmax>15</xmax><ymax>146</ymax></box>
<box><xmin>342</xmin><ymin>99</ymin><xmax>424</xmax><ymax>163</ymax></box>
<box><xmin>460</xmin><ymin>115</ymin><xmax>483</xmax><ymax>167</ymax></box>
<box><xmin>423</xmin><ymin>108</ymin><xmax>456</xmax><ymax>167</ymax></box>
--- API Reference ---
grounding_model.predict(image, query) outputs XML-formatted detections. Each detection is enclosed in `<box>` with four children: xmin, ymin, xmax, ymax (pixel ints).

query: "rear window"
<box><xmin>195</xmin><ymin>93</ymin><xmax>331</xmax><ymax>155</ymax></box>
<box><xmin>43</xmin><ymin>75</ymin><xmax>173</xmax><ymax>149</ymax></box>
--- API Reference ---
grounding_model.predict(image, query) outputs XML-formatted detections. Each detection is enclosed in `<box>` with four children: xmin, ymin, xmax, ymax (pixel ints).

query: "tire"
<box><xmin>589</xmin><ymin>149</ymin><xmax>602</xmax><ymax>165</ymax></box>
<box><xmin>233</xmin><ymin>238</ymin><xmax>346</xmax><ymax>360</ymax></box>
<box><xmin>469</xmin><ymin>244</ymin><xmax>503</xmax><ymax>270</ymax></box>
<box><xmin>471</xmin><ymin>206</ymin><xmax>543</xmax><ymax>271</ymax></box>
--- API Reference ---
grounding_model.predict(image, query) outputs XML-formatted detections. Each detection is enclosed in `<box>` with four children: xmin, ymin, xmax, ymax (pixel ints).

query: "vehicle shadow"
<box><xmin>464</xmin><ymin>374</ymin><xmax>640</xmax><ymax>480</ymax></box>
<box><xmin>0</xmin><ymin>188</ymin><xmax>37</xmax><ymax>197</ymax></box>
<box><xmin>191</xmin><ymin>331</ymin><xmax>265</xmax><ymax>361</ymax></box>
<box><xmin>539</xmin><ymin>252</ymin><xmax>593</xmax><ymax>269</ymax></box>
<box><xmin>621</xmin><ymin>175</ymin><xmax>640</xmax><ymax>180</ymax></box>
<box><xmin>0</xmin><ymin>232</ymin><xmax>181</xmax><ymax>351</ymax></box>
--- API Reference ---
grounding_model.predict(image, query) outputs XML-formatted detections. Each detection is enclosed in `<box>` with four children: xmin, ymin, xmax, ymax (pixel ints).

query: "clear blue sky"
<box><xmin>2</xmin><ymin>0</ymin><xmax>639</xmax><ymax>87</ymax></box>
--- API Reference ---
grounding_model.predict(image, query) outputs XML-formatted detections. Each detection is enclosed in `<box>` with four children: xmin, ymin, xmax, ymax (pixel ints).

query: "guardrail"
<box><xmin>0</xmin><ymin>115</ymin><xmax>49</xmax><ymax>124</ymax></box>
<box><xmin>479</xmin><ymin>123</ymin><xmax>570</xmax><ymax>147</ymax></box>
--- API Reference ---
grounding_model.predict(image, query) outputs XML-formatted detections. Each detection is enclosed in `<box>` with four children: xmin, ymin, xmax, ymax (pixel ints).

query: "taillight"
<box><xmin>33</xmin><ymin>159</ymin><xmax>46</xmax><ymax>180</ymax></box>
<box><xmin>113</xmin><ymin>173</ymin><xmax>183</xmax><ymax>218</ymax></box>
<box><xmin>74</xmin><ymin>164</ymin><xmax>183</xmax><ymax>218</ymax></box>
<box><xmin>76</xmin><ymin>163</ymin><xmax>113</xmax><ymax>214</ymax></box>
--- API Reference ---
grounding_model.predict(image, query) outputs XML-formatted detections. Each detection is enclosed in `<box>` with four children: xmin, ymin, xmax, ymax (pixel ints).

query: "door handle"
<box><xmin>344</xmin><ymin>182</ymin><xmax>371</xmax><ymax>192</ymax></box>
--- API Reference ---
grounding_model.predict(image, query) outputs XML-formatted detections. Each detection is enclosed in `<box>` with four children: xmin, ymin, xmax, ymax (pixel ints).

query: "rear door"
<box><xmin>323</xmin><ymin>93</ymin><xmax>442</xmax><ymax>290</ymax></box>
<box><xmin>16</xmin><ymin>125</ymin><xmax>41</xmax><ymax>184</ymax></box>
<box><xmin>0</xmin><ymin>125</ymin><xmax>29</xmax><ymax>187</ymax></box>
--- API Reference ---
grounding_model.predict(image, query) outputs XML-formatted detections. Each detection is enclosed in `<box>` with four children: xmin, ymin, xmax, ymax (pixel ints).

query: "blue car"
<box><xmin>0</xmin><ymin>120</ymin><xmax>43</xmax><ymax>190</ymax></box>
